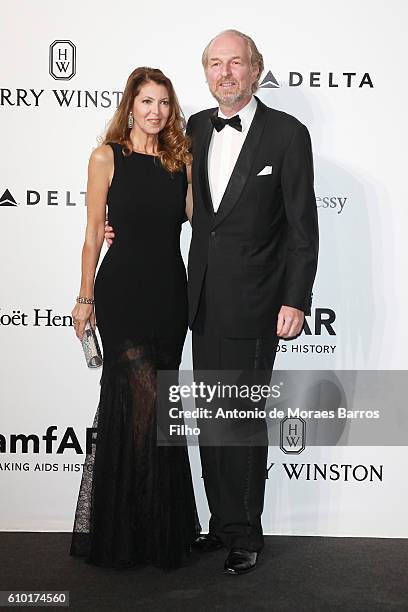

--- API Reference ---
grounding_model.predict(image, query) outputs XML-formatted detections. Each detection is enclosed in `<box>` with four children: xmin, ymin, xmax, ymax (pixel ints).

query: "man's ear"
<box><xmin>251</xmin><ymin>64</ymin><xmax>260</xmax><ymax>86</ymax></box>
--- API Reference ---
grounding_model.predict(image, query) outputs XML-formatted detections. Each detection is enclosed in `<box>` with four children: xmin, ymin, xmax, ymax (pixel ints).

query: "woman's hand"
<box><xmin>71</xmin><ymin>302</ymin><xmax>95</xmax><ymax>341</ymax></box>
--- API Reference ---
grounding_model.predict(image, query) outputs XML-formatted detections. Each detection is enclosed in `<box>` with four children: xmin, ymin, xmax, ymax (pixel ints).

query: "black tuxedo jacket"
<box><xmin>186</xmin><ymin>97</ymin><xmax>319</xmax><ymax>338</ymax></box>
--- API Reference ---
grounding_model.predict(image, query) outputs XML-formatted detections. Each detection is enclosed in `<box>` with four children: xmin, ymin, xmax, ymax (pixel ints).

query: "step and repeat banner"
<box><xmin>1</xmin><ymin>0</ymin><xmax>407</xmax><ymax>536</ymax></box>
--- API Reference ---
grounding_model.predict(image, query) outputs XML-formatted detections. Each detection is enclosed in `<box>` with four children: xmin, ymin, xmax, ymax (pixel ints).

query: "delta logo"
<box><xmin>0</xmin><ymin>189</ymin><xmax>18</xmax><ymax>206</ymax></box>
<box><xmin>0</xmin><ymin>187</ymin><xmax>86</xmax><ymax>207</ymax></box>
<box><xmin>259</xmin><ymin>69</ymin><xmax>373</xmax><ymax>89</ymax></box>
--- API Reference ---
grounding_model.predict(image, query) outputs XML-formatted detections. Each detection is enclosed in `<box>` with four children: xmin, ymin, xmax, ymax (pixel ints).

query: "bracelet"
<box><xmin>77</xmin><ymin>296</ymin><xmax>95</xmax><ymax>304</ymax></box>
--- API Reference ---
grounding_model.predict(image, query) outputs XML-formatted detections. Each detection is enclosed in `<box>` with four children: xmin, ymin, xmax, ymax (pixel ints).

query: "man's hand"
<box><xmin>104</xmin><ymin>219</ymin><xmax>115</xmax><ymax>246</ymax></box>
<box><xmin>277</xmin><ymin>305</ymin><xmax>304</xmax><ymax>339</ymax></box>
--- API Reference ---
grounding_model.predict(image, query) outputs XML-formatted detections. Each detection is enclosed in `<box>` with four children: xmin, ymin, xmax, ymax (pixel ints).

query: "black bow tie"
<box><xmin>211</xmin><ymin>114</ymin><xmax>242</xmax><ymax>132</ymax></box>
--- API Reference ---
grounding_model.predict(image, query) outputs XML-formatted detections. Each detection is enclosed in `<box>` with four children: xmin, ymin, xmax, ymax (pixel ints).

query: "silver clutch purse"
<box><xmin>81</xmin><ymin>321</ymin><xmax>103</xmax><ymax>368</ymax></box>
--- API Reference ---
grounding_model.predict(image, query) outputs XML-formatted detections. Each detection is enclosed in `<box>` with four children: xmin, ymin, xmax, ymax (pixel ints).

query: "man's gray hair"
<box><xmin>201</xmin><ymin>29</ymin><xmax>264</xmax><ymax>93</ymax></box>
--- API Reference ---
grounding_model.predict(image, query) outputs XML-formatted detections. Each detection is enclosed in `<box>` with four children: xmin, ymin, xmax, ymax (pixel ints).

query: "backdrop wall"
<box><xmin>1</xmin><ymin>0</ymin><xmax>407</xmax><ymax>536</ymax></box>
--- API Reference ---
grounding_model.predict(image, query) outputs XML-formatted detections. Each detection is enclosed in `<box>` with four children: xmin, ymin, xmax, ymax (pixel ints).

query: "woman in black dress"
<box><xmin>70</xmin><ymin>67</ymin><xmax>199</xmax><ymax>569</ymax></box>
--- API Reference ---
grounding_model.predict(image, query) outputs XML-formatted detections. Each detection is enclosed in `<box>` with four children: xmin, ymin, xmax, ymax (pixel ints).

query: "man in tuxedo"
<box><xmin>105</xmin><ymin>29</ymin><xmax>318</xmax><ymax>575</ymax></box>
<box><xmin>187</xmin><ymin>29</ymin><xmax>318</xmax><ymax>575</ymax></box>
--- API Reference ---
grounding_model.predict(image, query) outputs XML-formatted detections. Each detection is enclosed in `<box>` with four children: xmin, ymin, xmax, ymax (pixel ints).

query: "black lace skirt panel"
<box><xmin>70</xmin><ymin>339</ymin><xmax>200</xmax><ymax>569</ymax></box>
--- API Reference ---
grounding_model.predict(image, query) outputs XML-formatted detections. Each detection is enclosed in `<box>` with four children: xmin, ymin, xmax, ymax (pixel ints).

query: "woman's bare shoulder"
<box><xmin>89</xmin><ymin>144</ymin><xmax>114</xmax><ymax>165</ymax></box>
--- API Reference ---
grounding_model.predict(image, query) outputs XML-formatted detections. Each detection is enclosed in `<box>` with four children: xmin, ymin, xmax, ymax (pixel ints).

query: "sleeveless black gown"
<box><xmin>70</xmin><ymin>143</ymin><xmax>200</xmax><ymax>569</ymax></box>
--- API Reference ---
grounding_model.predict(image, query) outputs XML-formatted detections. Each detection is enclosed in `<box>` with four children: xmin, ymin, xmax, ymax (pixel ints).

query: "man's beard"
<box><xmin>210</xmin><ymin>83</ymin><xmax>252</xmax><ymax>108</ymax></box>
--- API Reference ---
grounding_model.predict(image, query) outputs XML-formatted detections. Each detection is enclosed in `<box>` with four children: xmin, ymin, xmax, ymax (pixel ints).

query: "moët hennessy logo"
<box><xmin>49</xmin><ymin>40</ymin><xmax>76</xmax><ymax>81</ymax></box>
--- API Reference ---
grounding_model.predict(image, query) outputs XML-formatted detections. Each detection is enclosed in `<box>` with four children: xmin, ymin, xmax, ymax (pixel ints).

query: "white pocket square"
<box><xmin>257</xmin><ymin>165</ymin><xmax>273</xmax><ymax>176</ymax></box>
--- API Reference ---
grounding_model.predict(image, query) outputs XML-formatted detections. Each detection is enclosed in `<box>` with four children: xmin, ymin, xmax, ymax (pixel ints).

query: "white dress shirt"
<box><xmin>208</xmin><ymin>96</ymin><xmax>258</xmax><ymax>212</ymax></box>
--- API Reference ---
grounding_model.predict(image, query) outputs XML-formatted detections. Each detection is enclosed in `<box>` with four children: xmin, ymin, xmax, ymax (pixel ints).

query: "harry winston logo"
<box><xmin>280</xmin><ymin>417</ymin><xmax>306</xmax><ymax>454</ymax></box>
<box><xmin>0</xmin><ymin>189</ymin><xmax>18</xmax><ymax>206</ymax></box>
<box><xmin>259</xmin><ymin>70</ymin><xmax>280</xmax><ymax>89</ymax></box>
<box><xmin>49</xmin><ymin>40</ymin><xmax>76</xmax><ymax>81</ymax></box>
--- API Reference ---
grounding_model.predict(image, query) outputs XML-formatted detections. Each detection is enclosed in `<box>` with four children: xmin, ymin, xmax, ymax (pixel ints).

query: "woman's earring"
<box><xmin>128</xmin><ymin>111</ymin><xmax>134</xmax><ymax>128</ymax></box>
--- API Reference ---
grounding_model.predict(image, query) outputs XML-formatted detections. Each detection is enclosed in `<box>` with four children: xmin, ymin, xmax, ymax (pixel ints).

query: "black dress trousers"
<box><xmin>192</xmin><ymin>276</ymin><xmax>279</xmax><ymax>552</ymax></box>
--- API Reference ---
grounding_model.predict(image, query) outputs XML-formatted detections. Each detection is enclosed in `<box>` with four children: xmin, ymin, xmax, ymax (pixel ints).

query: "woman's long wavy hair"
<box><xmin>103</xmin><ymin>67</ymin><xmax>191</xmax><ymax>173</ymax></box>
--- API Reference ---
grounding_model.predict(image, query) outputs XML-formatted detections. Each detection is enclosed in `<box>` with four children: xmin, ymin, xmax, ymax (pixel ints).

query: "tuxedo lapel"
<box><xmin>212</xmin><ymin>99</ymin><xmax>268</xmax><ymax>229</ymax></box>
<box><xmin>197</xmin><ymin>111</ymin><xmax>216</xmax><ymax>217</ymax></box>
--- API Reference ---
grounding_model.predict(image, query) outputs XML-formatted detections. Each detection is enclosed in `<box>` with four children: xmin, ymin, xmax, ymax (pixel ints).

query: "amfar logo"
<box><xmin>259</xmin><ymin>70</ymin><xmax>373</xmax><ymax>88</ymax></box>
<box><xmin>277</xmin><ymin>307</ymin><xmax>337</xmax><ymax>355</ymax></box>
<box><xmin>0</xmin><ymin>426</ymin><xmax>96</xmax><ymax>454</ymax></box>
<box><xmin>303</xmin><ymin>308</ymin><xmax>336</xmax><ymax>336</ymax></box>
<box><xmin>49</xmin><ymin>40</ymin><xmax>76</xmax><ymax>81</ymax></box>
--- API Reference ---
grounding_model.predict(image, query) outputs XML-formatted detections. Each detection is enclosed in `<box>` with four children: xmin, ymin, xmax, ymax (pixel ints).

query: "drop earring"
<box><xmin>128</xmin><ymin>111</ymin><xmax>134</xmax><ymax>128</ymax></box>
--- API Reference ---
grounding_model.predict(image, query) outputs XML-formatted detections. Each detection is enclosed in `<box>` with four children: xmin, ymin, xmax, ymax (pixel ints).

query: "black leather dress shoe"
<box><xmin>224</xmin><ymin>548</ymin><xmax>258</xmax><ymax>575</ymax></box>
<box><xmin>191</xmin><ymin>533</ymin><xmax>224</xmax><ymax>552</ymax></box>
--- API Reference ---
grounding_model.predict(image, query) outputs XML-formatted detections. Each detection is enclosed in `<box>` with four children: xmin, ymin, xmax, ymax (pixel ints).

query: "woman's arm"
<box><xmin>71</xmin><ymin>145</ymin><xmax>113</xmax><ymax>339</ymax></box>
<box><xmin>185</xmin><ymin>163</ymin><xmax>193</xmax><ymax>223</ymax></box>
